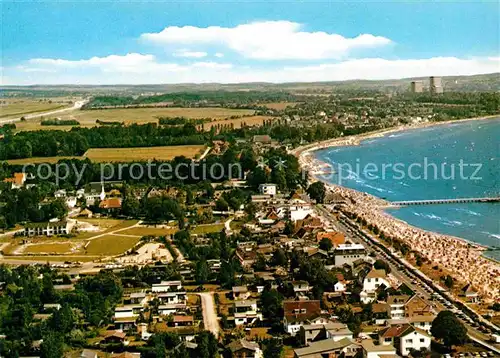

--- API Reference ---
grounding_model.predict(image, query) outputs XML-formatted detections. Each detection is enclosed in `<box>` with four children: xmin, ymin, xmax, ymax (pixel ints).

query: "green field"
<box><xmin>85</xmin><ymin>235</ymin><xmax>141</xmax><ymax>256</ymax></box>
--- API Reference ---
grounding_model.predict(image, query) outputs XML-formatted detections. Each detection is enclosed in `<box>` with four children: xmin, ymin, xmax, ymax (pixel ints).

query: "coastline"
<box><xmin>293</xmin><ymin>115</ymin><xmax>500</xmax><ymax>301</ymax></box>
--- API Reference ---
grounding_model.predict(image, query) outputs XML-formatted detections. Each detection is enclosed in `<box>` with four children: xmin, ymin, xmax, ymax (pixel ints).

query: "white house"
<box><xmin>379</xmin><ymin>324</ymin><xmax>431</xmax><ymax>357</ymax></box>
<box><xmin>259</xmin><ymin>183</ymin><xmax>277</xmax><ymax>196</ymax></box>
<box><xmin>361</xmin><ymin>269</ymin><xmax>391</xmax><ymax>304</ymax></box>
<box><xmin>158</xmin><ymin>303</ymin><xmax>186</xmax><ymax>316</ymax></box>
<box><xmin>387</xmin><ymin>295</ymin><xmax>409</xmax><ymax>320</ymax></box>
<box><xmin>23</xmin><ymin>220</ymin><xmax>75</xmax><ymax>237</ymax></box>
<box><xmin>157</xmin><ymin>291</ymin><xmax>186</xmax><ymax>304</ymax></box>
<box><xmin>283</xmin><ymin>300</ymin><xmax>323</xmax><ymax>336</ymax></box>
<box><xmin>334</xmin><ymin>281</ymin><xmax>347</xmax><ymax>293</ymax></box>
<box><xmin>334</xmin><ymin>243</ymin><xmax>367</xmax><ymax>267</ymax></box>
<box><xmin>152</xmin><ymin>280</ymin><xmax>183</xmax><ymax>293</ymax></box>
<box><xmin>361</xmin><ymin>339</ymin><xmax>397</xmax><ymax>358</ymax></box>
<box><xmin>234</xmin><ymin>300</ymin><xmax>262</xmax><ymax>326</ymax></box>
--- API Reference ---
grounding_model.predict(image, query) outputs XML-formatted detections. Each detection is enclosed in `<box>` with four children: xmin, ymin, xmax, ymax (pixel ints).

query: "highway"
<box><xmin>0</xmin><ymin>99</ymin><xmax>88</xmax><ymax>125</ymax></box>
<box><xmin>316</xmin><ymin>205</ymin><xmax>500</xmax><ymax>354</ymax></box>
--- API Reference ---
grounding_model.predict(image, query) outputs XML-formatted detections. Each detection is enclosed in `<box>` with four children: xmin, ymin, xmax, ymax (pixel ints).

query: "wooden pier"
<box><xmin>391</xmin><ymin>197</ymin><xmax>500</xmax><ymax>206</ymax></box>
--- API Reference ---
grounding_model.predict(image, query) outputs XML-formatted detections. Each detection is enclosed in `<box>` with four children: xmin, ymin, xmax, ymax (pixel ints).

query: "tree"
<box><xmin>195</xmin><ymin>260</ymin><xmax>209</xmax><ymax>284</ymax></box>
<box><xmin>319</xmin><ymin>237</ymin><xmax>333</xmax><ymax>252</ymax></box>
<box><xmin>431</xmin><ymin>311</ymin><xmax>468</xmax><ymax>348</ymax></box>
<box><xmin>195</xmin><ymin>330</ymin><xmax>218</xmax><ymax>358</ymax></box>
<box><xmin>374</xmin><ymin>259</ymin><xmax>391</xmax><ymax>274</ymax></box>
<box><xmin>271</xmin><ymin>248</ymin><xmax>288</xmax><ymax>267</ymax></box>
<box><xmin>264</xmin><ymin>338</ymin><xmax>283</xmax><ymax>358</ymax></box>
<box><xmin>40</xmin><ymin>332</ymin><xmax>64</xmax><ymax>358</ymax></box>
<box><xmin>215</xmin><ymin>198</ymin><xmax>229</xmax><ymax>211</ymax></box>
<box><xmin>260</xmin><ymin>288</ymin><xmax>283</xmax><ymax>331</ymax></box>
<box><xmin>253</xmin><ymin>253</ymin><xmax>267</xmax><ymax>271</ymax></box>
<box><xmin>442</xmin><ymin>275</ymin><xmax>454</xmax><ymax>289</ymax></box>
<box><xmin>307</xmin><ymin>181</ymin><xmax>326</xmax><ymax>204</ymax></box>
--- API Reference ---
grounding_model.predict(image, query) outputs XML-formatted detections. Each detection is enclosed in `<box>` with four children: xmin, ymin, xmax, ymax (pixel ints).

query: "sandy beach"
<box><xmin>294</xmin><ymin>115</ymin><xmax>500</xmax><ymax>301</ymax></box>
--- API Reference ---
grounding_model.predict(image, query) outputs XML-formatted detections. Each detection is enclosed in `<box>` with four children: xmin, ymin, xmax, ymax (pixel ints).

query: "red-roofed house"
<box><xmin>283</xmin><ymin>300</ymin><xmax>326</xmax><ymax>336</ymax></box>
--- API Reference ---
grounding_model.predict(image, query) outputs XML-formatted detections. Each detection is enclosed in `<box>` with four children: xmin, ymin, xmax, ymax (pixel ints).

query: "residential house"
<box><xmin>3</xmin><ymin>172</ymin><xmax>27</xmax><ymax>189</ymax></box>
<box><xmin>259</xmin><ymin>183</ymin><xmax>277</xmax><ymax>196</ymax></box>
<box><xmin>23</xmin><ymin>220</ymin><xmax>75</xmax><ymax>237</ymax></box>
<box><xmin>103</xmin><ymin>331</ymin><xmax>128</xmax><ymax>345</ymax></box>
<box><xmin>152</xmin><ymin>280</ymin><xmax>183</xmax><ymax>292</ymax></box>
<box><xmin>226</xmin><ymin>339</ymin><xmax>263</xmax><ymax>358</ymax></box>
<box><xmin>232</xmin><ymin>286</ymin><xmax>250</xmax><ymax>300</ymax></box>
<box><xmin>283</xmin><ymin>300</ymin><xmax>322</xmax><ymax>336</ymax></box>
<box><xmin>169</xmin><ymin>315</ymin><xmax>194</xmax><ymax>327</ymax></box>
<box><xmin>294</xmin><ymin>338</ymin><xmax>358</xmax><ymax>358</ymax></box>
<box><xmin>288</xmin><ymin>195</ymin><xmax>314</xmax><ymax>222</ymax></box>
<box><xmin>299</xmin><ymin>321</ymin><xmax>352</xmax><ymax>345</ymax></box>
<box><xmin>158</xmin><ymin>303</ymin><xmax>187</xmax><ymax>316</ymax></box>
<box><xmin>404</xmin><ymin>295</ymin><xmax>433</xmax><ymax>318</ymax></box>
<box><xmin>236</xmin><ymin>248</ymin><xmax>257</xmax><ymax>268</ymax></box>
<box><xmin>292</xmin><ymin>281</ymin><xmax>311</xmax><ymax>294</ymax></box>
<box><xmin>80</xmin><ymin>349</ymin><xmax>98</xmax><ymax>358</ymax></box>
<box><xmin>334</xmin><ymin>273</ymin><xmax>347</xmax><ymax>293</ymax></box>
<box><xmin>361</xmin><ymin>339</ymin><xmax>397</xmax><ymax>358</ymax></box>
<box><xmin>99</xmin><ymin>197</ymin><xmax>122</xmax><ymax>211</ymax></box>
<box><xmin>317</xmin><ymin>231</ymin><xmax>345</xmax><ymax>248</ymax></box>
<box><xmin>234</xmin><ymin>300</ymin><xmax>262</xmax><ymax>326</ymax></box>
<box><xmin>379</xmin><ymin>324</ymin><xmax>431</xmax><ymax>356</ymax></box>
<box><xmin>461</xmin><ymin>283</ymin><xmax>480</xmax><ymax>303</ymax></box>
<box><xmin>157</xmin><ymin>291</ymin><xmax>187</xmax><ymax>304</ymax></box>
<box><xmin>387</xmin><ymin>295</ymin><xmax>410</xmax><ymax>320</ymax></box>
<box><xmin>334</xmin><ymin>243</ymin><xmax>367</xmax><ymax>267</ymax></box>
<box><xmin>361</xmin><ymin>269</ymin><xmax>391</xmax><ymax>304</ymax></box>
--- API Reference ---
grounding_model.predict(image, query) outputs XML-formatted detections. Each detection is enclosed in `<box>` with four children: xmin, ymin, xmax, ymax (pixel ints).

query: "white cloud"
<box><xmin>173</xmin><ymin>49</ymin><xmax>207</xmax><ymax>58</ymax></box>
<box><xmin>3</xmin><ymin>54</ymin><xmax>499</xmax><ymax>85</ymax></box>
<box><xmin>214</xmin><ymin>53</ymin><xmax>224</xmax><ymax>58</ymax></box>
<box><xmin>141</xmin><ymin>21</ymin><xmax>392</xmax><ymax>60</ymax></box>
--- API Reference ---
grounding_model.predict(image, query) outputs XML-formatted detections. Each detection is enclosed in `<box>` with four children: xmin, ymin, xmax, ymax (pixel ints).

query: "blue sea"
<box><xmin>315</xmin><ymin>118</ymin><xmax>500</xmax><ymax>261</ymax></box>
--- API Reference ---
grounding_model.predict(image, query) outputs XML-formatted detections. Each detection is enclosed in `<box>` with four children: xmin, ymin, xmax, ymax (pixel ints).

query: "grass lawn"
<box><xmin>84</xmin><ymin>145</ymin><xmax>206</xmax><ymax>162</ymax></box>
<box><xmin>84</xmin><ymin>235</ymin><xmax>141</xmax><ymax>256</ymax></box>
<box><xmin>5</xmin><ymin>156</ymin><xmax>83</xmax><ymax>165</ymax></box>
<box><xmin>13</xmin><ymin>107</ymin><xmax>256</xmax><ymax>131</ymax></box>
<box><xmin>190</xmin><ymin>223</ymin><xmax>225</xmax><ymax>235</ymax></box>
<box><xmin>23</xmin><ymin>242</ymin><xmax>74</xmax><ymax>254</ymax></box>
<box><xmin>119</xmin><ymin>226</ymin><xmax>177</xmax><ymax>237</ymax></box>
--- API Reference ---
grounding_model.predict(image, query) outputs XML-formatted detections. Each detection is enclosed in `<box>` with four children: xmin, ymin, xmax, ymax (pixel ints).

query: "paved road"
<box><xmin>0</xmin><ymin>99</ymin><xmax>88</xmax><ymax>124</ymax></box>
<box><xmin>198</xmin><ymin>292</ymin><xmax>219</xmax><ymax>336</ymax></box>
<box><xmin>316</xmin><ymin>205</ymin><xmax>499</xmax><ymax>353</ymax></box>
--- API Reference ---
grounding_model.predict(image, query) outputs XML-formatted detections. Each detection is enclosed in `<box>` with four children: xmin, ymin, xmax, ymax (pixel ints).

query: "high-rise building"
<box><xmin>411</xmin><ymin>81</ymin><xmax>424</xmax><ymax>93</ymax></box>
<box><xmin>429</xmin><ymin>76</ymin><xmax>443</xmax><ymax>94</ymax></box>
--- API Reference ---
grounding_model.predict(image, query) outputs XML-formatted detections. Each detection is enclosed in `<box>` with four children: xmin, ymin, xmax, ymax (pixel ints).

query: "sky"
<box><xmin>1</xmin><ymin>0</ymin><xmax>499</xmax><ymax>85</ymax></box>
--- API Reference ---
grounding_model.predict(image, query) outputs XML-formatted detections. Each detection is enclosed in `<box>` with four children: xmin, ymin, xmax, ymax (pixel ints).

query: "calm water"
<box><xmin>315</xmin><ymin>118</ymin><xmax>500</xmax><ymax>261</ymax></box>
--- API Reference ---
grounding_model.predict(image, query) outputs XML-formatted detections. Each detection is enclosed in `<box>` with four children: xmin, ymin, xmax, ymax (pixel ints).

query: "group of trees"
<box><xmin>0</xmin><ymin>123</ymin><xmax>204</xmax><ymax>160</ymax></box>
<box><xmin>0</xmin><ymin>266</ymin><xmax>123</xmax><ymax>357</ymax></box>
<box><xmin>0</xmin><ymin>186</ymin><xmax>68</xmax><ymax>228</ymax></box>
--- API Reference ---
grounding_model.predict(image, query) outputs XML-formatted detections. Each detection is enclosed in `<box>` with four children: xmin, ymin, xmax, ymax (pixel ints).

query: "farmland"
<box><xmin>5</xmin><ymin>145</ymin><xmax>206</xmax><ymax>164</ymax></box>
<box><xmin>263</xmin><ymin>102</ymin><xmax>298</xmax><ymax>110</ymax></box>
<box><xmin>0</xmin><ymin>98</ymin><xmax>68</xmax><ymax>118</ymax></box>
<box><xmin>12</xmin><ymin>107</ymin><xmax>257</xmax><ymax>131</ymax></box>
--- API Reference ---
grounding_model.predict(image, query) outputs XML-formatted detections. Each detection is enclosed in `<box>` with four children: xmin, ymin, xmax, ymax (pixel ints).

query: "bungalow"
<box><xmin>226</xmin><ymin>339</ymin><xmax>263</xmax><ymax>358</ymax></box>
<box><xmin>152</xmin><ymin>280</ymin><xmax>183</xmax><ymax>292</ymax></box>
<box><xmin>23</xmin><ymin>220</ymin><xmax>75</xmax><ymax>237</ymax></box>
<box><xmin>99</xmin><ymin>197</ymin><xmax>122</xmax><ymax>211</ymax></box>
<box><xmin>157</xmin><ymin>291</ymin><xmax>187</xmax><ymax>304</ymax></box>
<box><xmin>234</xmin><ymin>299</ymin><xmax>262</xmax><ymax>326</ymax></box>
<box><xmin>169</xmin><ymin>315</ymin><xmax>194</xmax><ymax>327</ymax></box>
<box><xmin>292</xmin><ymin>281</ymin><xmax>311</xmax><ymax>294</ymax></box>
<box><xmin>236</xmin><ymin>248</ymin><xmax>257</xmax><ymax>268</ymax></box>
<box><xmin>158</xmin><ymin>303</ymin><xmax>187</xmax><ymax>316</ymax></box>
<box><xmin>103</xmin><ymin>330</ymin><xmax>128</xmax><ymax>345</ymax></box>
<box><xmin>128</xmin><ymin>292</ymin><xmax>147</xmax><ymax>306</ymax></box>
<box><xmin>316</xmin><ymin>231</ymin><xmax>345</xmax><ymax>248</ymax></box>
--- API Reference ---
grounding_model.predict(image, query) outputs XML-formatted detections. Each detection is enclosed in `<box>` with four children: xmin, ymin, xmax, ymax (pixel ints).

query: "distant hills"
<box><xmin>1</xmin><ymin>72</ymin><xmax>499</xmax><ymax>97</ymax></box>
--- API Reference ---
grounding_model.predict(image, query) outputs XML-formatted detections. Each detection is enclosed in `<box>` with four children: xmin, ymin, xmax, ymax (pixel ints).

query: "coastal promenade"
<box><xmin>391</xmin><ymin>196</ymin><xmax>500</xmax><ymax>206</ymax></box>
